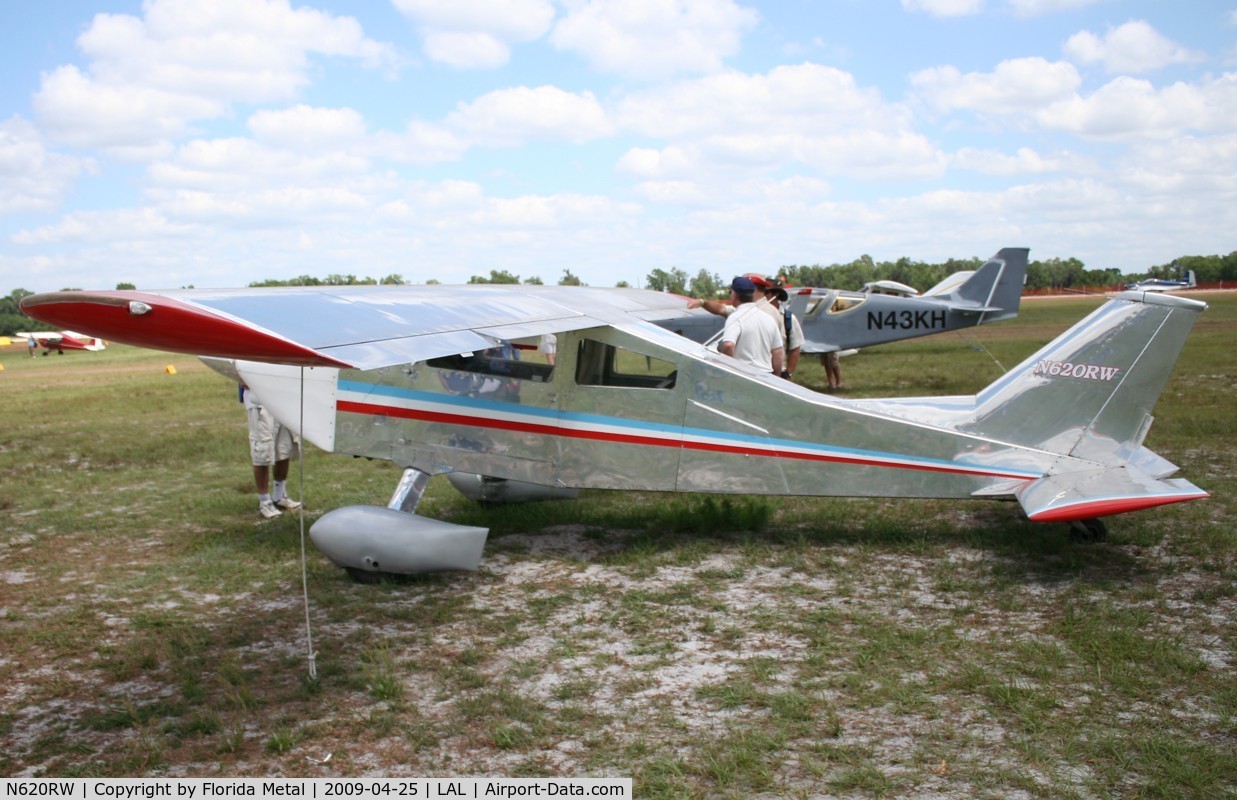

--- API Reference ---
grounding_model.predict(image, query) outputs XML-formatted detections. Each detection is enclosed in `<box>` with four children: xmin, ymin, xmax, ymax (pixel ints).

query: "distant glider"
<box><xmin>21</xmin><ymin>250</ymin><xmax>1207</xmax><ymax>580</ymax></box>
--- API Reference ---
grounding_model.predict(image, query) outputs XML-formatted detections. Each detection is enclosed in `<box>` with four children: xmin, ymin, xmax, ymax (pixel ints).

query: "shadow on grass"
<box><xmin>434</xmin><ymin>490</ymin><xmax>1155</xmax><ymax>586</ymax></box>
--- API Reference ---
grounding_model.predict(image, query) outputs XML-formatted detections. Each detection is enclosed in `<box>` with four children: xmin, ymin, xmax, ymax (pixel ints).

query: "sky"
<box><xmin>1</xmin><ymin>0</ymin><xmax>1235</xmax><ymax>293</ymax></box>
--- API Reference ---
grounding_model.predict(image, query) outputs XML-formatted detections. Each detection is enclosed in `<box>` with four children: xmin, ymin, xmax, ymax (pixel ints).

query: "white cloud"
<box><xmin>0</xmin><ymin>116</ymin><xmax>93</xmax><ymax>214</ymax></box>
<box><xmin>161</xmin><ymin>185</ymin><xmax>373</xmax><ymax>224</ymax></box>
<box><xmin>377</xmin><ymin>179</ymin><xmax>487</xmax><ymax>220</ymax></box>
<box><xmin>616</xmin><ymin>146</ymin><xmax>697</xmax><ymax>178</ymax></box>
<box><xmin>900</xmin><ymin>0</ymin><xmax>986</xmax><ymax>17</ymax></box>
<box><xmin>911</xmin><ymin>55</ymin><xmax>1237</xmax><ymax>140</ymax></box>
<box><xmin>147</xmin><ymin>138</ymin><xmax>373</xmax><ymax>193</ymax></box>
<box><xmin>951</xmin><ymin>146</ymin><xmax>1088</xmax><ymax>176</ymax></box>
<box><xmin>445</xmin><ymin>86</ymin><xmax>614</xmax><ymax>146</ymax></box>
<box><xmin>618</xmin><ymin>63</ymin><xmax>900</xmax><ymax>138</ymax></box>
<box><xmin>551</xmin><ymin>0</ymin><xmax>759</xmax><ymax>79</ymax></box>
<box><xmin>33</xmin><ymin>0</ymin><xmax>396</xmax><ymax>157</ymax></box>
<box><xmin>1064</xmin><ymin>20</ymin><xmax>1204</xmax><ymax>74</ymax></box>
<box><xmin>910</xmin><ymin>58</ymin><xmax>1081</xmax><ymax>116</ymax></box>
<box><xmin>797</xmin><ymin>131</ymin><xmax>946</xmax><ymax>180</ymax></box>
<box><xmin>477</xmin><ymin>193</ymin><xmax>637</xmax><ymax>227</ymax></box>
<box><xmin>1006</xmin><ymin>0</ymin><xmax>1104</xmax><ymax>16</ymax></box>
<box><xmin>421</xmin><ymin>30</ymin><xmax>512</xmax><ymax>69</ymax></box>
<box><xmin>12</xmin><ymin>207</ymin><xmax>196</xmax><ymax>245</ymax></box>
<box><xmin>374</xmin><ymin>122</ymin><xmax>471</xmax><ymax>165</ymax></box>
<box><xmin>34</xmin><ymin>66</ymin><xmax>218</xmax><ymax>160</ymax></box>
<box><xmin>631</xmin><ymin>179</ymin><xmax>713</xmax><ymax>206</ymax></box>
<box><xmin>116</xmin><ymin>136</ymin><xmax>399</xmax><ymax>240</ymax></box>
<box><xmin>614</xmin><ymin>63</ymin><xmax>942</xmax><ymax>182</ymax></box>
<box><xmin>248</xmin><ymin>105</ymin><xmax>369</xmax><ymax>151</ymax></box>
<box><xmin>393</xmin><ymin>0</ymin><xmax>555</xmax><ymax>68</ymax></box>
<box><xmin>1123</xmin><ymin>134</ymin><xmax>1237</xmax><ymax>179</ymax></box>
<box><xmin>901</xmin><ymin>0</ymin><xmax>1108</xmax><ymax>19</ymax></box>
<box><xmin>1037</xmin><ymin>73</ymin><xmax>1237</xmax><ymax>139</ymax></box>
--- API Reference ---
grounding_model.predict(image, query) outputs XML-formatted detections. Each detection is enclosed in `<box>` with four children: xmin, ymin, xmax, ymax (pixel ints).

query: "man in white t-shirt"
<box><xmin>719</xmin><ymin>277</ymin><xmax>784</xmax><ymax>375</ymax></box>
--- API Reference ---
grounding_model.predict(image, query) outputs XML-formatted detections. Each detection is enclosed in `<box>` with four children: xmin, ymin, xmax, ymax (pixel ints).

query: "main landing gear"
<box><xmin>1068</xmin><ymin>517</ymin><xmax>1108</xmax><ymax>543</ymax></box>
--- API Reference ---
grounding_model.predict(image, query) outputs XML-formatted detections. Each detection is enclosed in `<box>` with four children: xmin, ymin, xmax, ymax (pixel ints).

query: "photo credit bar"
<box><xmin>0</xmin><ymin>780</ymin><xmax>632</xmax><ymax>800</ymax></box>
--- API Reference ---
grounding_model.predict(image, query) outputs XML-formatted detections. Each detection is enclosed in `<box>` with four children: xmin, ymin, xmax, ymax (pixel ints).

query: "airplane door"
<box><xmin>554</xmin><ymin>331</ymin><xmax>685</xmax><ymax>491</ymax></box>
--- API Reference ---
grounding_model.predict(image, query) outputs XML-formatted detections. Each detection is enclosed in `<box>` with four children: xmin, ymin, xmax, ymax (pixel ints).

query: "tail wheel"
<box><xmin>1069</xmin><ymin>517</ymin><xmax>1108</xmax><ymax>543</ymax></box>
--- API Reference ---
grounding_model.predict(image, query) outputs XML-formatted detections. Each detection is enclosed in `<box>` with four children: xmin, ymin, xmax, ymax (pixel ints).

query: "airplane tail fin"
<box><xmin>1186</xmin><ymin>270</ymin><xmax>1197</xmax><ymax>288</ymax></box>
<box><xmin>960</xmin><ymin>291</ymin><xmax>1208</xmax><ymax>521</ymax></box>
<box><xmin>940</xmin><ymin>247</ymin><xmax>1027</xmax><ymax>323</ymax></box>
<box><xmin>962</xmin><ymin>291</ymin><xmax>1205</xmax><ymax>463</ymax></box>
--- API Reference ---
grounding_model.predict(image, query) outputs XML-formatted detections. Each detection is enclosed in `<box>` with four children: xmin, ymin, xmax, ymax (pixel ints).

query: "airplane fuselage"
<box><xmin>238</xmin><ymin>323</ymin><xmax>1046</xmax><ymax>505</ymax></box>
<box><xmin>659</xmin><ymin>291</ymin><xmax>985</xmax><ymax>353</ymax></box>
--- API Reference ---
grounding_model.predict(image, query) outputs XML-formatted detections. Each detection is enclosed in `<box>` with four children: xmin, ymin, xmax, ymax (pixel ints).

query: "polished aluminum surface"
<box><xmin>300</xmin><ymin>290</ymin><xmax>1205</xmax><ymax>522</ymax></box>
<box><xmin>27</xmin><ymin>278</ymin><xmax>1208</xmax><ymax>526</ymax></box>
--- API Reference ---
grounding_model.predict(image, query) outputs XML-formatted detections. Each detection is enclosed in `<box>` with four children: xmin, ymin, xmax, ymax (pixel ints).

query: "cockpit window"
<box><xmin>576</xmin><ymin>339</ymin><xmax>677</xmax><ymax>389</ymax></box>
<box><xmin>805</xmin><ymin>290</ymin><xmax>867</xmax><ymax>317</ymax></box>
<box><xmin>825</xmin><ymin>293</ymin><xmax>866</xmax><ymax>314</ymax></box>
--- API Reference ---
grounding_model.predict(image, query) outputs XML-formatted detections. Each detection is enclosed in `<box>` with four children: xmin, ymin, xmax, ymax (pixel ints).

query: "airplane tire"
<box><xmin>345</xmin><ymin>566</ymin><xmax>393</xmax><ymax>584</ymax></box>
<box><xmin>1069</xmin><ymin>517</ymin><xmax>1108</xmax><ymax>543</ymax></box>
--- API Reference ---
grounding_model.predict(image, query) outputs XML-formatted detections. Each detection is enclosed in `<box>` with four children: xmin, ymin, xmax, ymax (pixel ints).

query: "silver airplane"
<box><xmin>20</xmin><ymin>271</ymin><xmax>1207</xmax><ymax>580</ymax></box>
<box><xmin>660</xmin><ymin>247</ymin><xmax>1027</xmax><ymax>354</ymax></box>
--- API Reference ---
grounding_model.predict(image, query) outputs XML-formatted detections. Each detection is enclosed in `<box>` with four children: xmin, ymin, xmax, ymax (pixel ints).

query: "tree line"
<box><xmin>647</xmin><ymin>251</ymin><xmax>1237</xmax><ymax>296</ymax></box>
<box><xmin>4</xmin><ymin>251</ymin><xmax>1233</xmax><ymax>336</ymax></box>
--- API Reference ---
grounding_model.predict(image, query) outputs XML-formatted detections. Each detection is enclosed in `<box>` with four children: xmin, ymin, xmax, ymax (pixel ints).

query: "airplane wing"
<box><xmin>20</xmin><ymin>286</ymin><xmax>694</xmax><ymax>371</ymax></box>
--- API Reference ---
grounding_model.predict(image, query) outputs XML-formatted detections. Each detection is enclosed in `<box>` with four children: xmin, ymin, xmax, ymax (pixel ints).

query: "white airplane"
<box><xmin>13</xmin><ymin>330</ymin><xmax>106</xmax><ymax>354</ymax></box>
<box><xmin>20</xmin><ymin>270</ymin><xmax>1208</xmax><ymax>580</ymax></box>
<box><xmin>1124</xmin><ymin>270</ymin><xmax>1197</xmax><ymax>292</ymax></box>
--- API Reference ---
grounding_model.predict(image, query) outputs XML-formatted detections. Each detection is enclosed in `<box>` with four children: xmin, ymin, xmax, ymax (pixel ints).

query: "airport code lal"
<box><xmin>1</xmin><ymin>780</ymin><xmax>631</xmax><ymax>800</ymax></box>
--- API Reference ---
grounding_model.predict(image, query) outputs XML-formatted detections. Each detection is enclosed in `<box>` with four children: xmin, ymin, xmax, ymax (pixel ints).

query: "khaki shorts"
<box><xmin>247</xmin><ymin>404</ymin><xmax>299</xmax><ymax>466</ymax></box>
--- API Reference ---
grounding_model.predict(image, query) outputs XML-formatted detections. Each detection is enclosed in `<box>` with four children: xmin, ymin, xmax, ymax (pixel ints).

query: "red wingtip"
<box><xmin>20</xmin><ymin>291</ymin><xmax>351</xmax><ymax>368</ymax></box>
<box><xmin>1028</xmin><ymin>491</ymin><xmax>1210</xmax><ymax>522</ymax></box>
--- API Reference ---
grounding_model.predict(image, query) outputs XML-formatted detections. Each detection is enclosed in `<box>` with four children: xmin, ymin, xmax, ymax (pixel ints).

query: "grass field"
<box><xmin>1</xmin><ymin>294</ymin><xmax>1234</xmax><ymax>798</ymax></box>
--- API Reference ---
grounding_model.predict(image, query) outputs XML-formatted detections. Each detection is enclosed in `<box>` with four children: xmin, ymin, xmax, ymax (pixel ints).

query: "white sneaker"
<box><xmin>258</xmin><ymin>500</ymin><xmax>282</xmax><ymax>519</ymax></box>
<box><xmin>274</xmin><ymin>497</ymin><xmax>302</xmax><ymax>511</ymax></box>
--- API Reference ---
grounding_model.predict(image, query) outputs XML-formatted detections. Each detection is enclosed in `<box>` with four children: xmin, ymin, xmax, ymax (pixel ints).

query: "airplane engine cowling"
<box><xmin>446</xmin><ymin>473</ymin><xmax>579</xmax><ymax>504</ymax></box>
<box><xmin>309</xmin><ymin>506</ymin><xmax>488</xmax><ymax>576</ymax></box>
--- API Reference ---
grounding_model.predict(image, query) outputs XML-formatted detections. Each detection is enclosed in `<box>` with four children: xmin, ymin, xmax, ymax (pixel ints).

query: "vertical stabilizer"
<box><xmin>944</xmin><ymin>247</ymin><xmax>1028</xmax><ymax>323</ymax></box>
<box><xmin>961</xmin><ymin>292</ymin><xmax>1205</xmax><ymax>464</ymax></box>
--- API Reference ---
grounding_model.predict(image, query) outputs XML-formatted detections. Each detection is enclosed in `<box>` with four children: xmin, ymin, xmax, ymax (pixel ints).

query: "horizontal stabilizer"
<box><xmin>1014</xmin><ymin>465</ymin><xmax>1208</xmax><ymax>522</ymax></box>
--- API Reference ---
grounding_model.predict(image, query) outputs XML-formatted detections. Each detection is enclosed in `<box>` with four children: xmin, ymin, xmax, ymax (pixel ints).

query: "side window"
<box><xmin>427</xmin><ymin>343</ymin><xmax>554</xmax><ymax>383</ymax></box>
<box><xmin>575</xmin><ymin>339</ymin><xmax>677</xmax><ymax>389</ymax></box>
